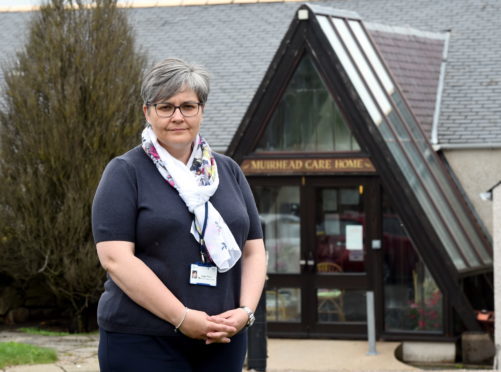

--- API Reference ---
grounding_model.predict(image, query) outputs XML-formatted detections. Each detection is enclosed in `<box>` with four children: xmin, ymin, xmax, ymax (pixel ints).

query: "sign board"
<box><xmin>241</xmin><ymin>157</ymin><xmax>375</xmax><ymax>175</ymax></box>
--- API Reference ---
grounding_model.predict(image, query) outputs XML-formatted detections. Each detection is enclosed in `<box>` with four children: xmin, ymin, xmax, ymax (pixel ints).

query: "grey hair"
<box><xmin>141</xmin><ymin>58</ymin><xmax>210</xmax><ymax>104</ymax></box>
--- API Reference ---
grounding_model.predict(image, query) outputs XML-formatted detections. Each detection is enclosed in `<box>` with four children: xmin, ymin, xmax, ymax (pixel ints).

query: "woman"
<box><xmin>92</xmin><ymin>58</ymin><xmax>266</xmax><ymax>371</ymax></box>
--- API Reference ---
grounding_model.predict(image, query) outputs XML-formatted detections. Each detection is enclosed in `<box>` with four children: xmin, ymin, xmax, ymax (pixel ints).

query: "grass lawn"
<box><xmin>18</xmin><ymin>327</ymin><xmax>98</xmax><ymax>336</ymax></box>
<box><xmin>18</xmin><ymin>327</ymin><xmax>71</xmax><ymax>337</ymax></box>
<box><xmin>0</xmin><ymin>342</ymin><xmax>57</xmax><ymax>368</ymax></box>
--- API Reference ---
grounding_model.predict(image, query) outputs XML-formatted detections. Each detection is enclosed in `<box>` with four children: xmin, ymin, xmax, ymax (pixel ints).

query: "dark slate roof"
<box><xmin>128</xmin><ymin>4</ymin><xmax>296</xmax><ymax>151</ymax></box>
<box><xmin>367</xmin><ymin>24</ymin><xmax>445</xmax><ymax>140</ymax></box>
<box><xmin>0</xmin><ymin>0</ymin><xmax>499</xmax><ymax>151</ymax></box>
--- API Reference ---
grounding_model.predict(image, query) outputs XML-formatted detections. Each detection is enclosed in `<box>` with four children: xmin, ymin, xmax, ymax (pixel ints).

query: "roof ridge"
<box><xmin>0</xmin><ymin>0</ymin><xmax>303</xmax><ymax>13</ymax></box>
<box><xmin>301</xmin><ymin>3</ymin><xmax>360</xmax><ymax>19</ymax></box>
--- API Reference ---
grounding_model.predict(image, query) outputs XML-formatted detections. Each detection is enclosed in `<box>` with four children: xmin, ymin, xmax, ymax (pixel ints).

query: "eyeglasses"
<box><xmin>147</xmin><ymin>101</ymin><xmax>202</xmax><ymax>118</ymax></box>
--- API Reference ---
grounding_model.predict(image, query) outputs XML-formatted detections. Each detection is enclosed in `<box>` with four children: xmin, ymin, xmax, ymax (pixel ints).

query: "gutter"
<box><xmin>433</xmin><ymin>143</ymin><xmax>501</xmax><ymax>151</ymax></box>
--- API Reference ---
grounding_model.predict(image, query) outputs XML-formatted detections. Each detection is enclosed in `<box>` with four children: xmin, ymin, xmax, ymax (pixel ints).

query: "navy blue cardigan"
<box><xmin>92</xmin><ymin>146</ymin><xmax>262</xmax><ymax>336</ymax></box>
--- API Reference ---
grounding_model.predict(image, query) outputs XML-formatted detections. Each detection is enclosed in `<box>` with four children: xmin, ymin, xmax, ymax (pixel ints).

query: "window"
<box><xmin>252</xmin><ymin>185</ymin><xmax>301</xmax><ymax>274</ymax></box>
<box><xmin>256</xmin><ymin>55</ymin><xmax>360</xmax><ymax>152</ymax></box>
<box><xmin>382</xmin><ymin>192</ymin><xmax>443</xmax><ymax>333</ymax></box>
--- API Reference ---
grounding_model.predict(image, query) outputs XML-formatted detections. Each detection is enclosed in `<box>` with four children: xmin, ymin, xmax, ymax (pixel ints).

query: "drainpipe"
<box><xmin>431</xmin><ymin>30</ymin><xmax>450</xmax><ymax>148</ymax></box>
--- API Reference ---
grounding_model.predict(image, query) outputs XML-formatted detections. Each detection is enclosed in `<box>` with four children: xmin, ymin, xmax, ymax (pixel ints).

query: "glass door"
<box><xmin>251</xmin><ymin>177</ymin><xmax>377</xmax><ymax>338</ymax></box>
<box><xmin>306</xmin><ymin>179</ymin><xmax>372</xmax><ymax>337</ymax></box>
<box><xmin>252</xmin><ymin>177</ymin><xmax>304</xmax><ymax>335</ymax></box>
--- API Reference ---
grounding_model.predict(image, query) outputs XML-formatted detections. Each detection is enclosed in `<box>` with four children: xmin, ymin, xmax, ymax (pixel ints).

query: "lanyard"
<box><xmin>195</xmin><ymin>202</ymin><xmax>210</xmax><ymax>263</ymax></box>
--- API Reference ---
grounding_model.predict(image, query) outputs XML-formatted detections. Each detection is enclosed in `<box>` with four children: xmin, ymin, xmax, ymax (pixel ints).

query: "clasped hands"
<box><xmin>177</xmin><ymin>308</ymin><xmax>249</xmax><ymax>344</ymax></box>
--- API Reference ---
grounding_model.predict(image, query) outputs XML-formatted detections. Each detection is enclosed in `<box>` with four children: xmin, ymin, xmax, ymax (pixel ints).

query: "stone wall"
<box><xmin>0</xmin><ymin>280</ymin><xmax>60</xmax><ymax>326</ymax></box>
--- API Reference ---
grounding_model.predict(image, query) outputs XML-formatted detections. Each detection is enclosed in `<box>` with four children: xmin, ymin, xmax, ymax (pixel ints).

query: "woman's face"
<box><xmin>143</xmin><ymin>88</ymin><xmax>203</xmax><ymax>158</ymax></box>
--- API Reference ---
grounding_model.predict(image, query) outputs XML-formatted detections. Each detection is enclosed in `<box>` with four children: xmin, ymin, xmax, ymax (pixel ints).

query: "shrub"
<box><xmin>0</xmin><ymin>0</ymin><xmax>146</xmax><ymax>332</ymax></box>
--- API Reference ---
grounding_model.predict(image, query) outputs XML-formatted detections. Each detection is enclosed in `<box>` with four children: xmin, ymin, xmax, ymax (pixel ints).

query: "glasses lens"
<box><xmin>180</xmin><ymin>103</ymin><xmax>199</xmax><ymax>117</ymax></box>
<box><xmin>155</xmin><ymin>103</ymin><xmax>174</xmax><ymax>117</ymax></box>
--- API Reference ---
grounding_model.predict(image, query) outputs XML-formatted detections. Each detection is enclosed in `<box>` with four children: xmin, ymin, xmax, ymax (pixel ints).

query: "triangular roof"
<box><xmin>0</xmin><ymin>0</ymin><xmax>500</xmax><ymax>150</ymax></box>
<box><xmin>227</xmin><ymin>3</ymin><xmax>491</xmax><ymax>331</ymax></box>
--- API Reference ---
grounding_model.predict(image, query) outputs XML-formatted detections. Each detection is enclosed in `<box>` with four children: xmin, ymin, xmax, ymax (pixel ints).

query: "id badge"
<box><xmin>190</xmin><ymin>263</ymin><xmax>217</xmax><ymax>287</ymax></box>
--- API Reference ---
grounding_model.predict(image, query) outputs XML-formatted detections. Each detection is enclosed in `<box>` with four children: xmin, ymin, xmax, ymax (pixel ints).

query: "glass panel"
<box><xmin>385</xmin><ymin>101</ymin><xmax>480</xmax><ymax>268</ymax></box>
<box><xmin>252</xmin><ymin>185</ymin><xmax>300</xmax><ymax>273</ymax></box>
<box><xmin>349</xmin><ymin>20</ymin><xmax>394</xmax><ymax>95</ymax></box>
<box><xmin>255</xmin><ymin>53</ymin><xmax>360</xmax><ymax>152</ymax></box>
<box><xmin>315</xmin><ymin>186</ymin><xmax>365</xmax><ymax>273</ymax></box>
<box><xmin>266</xmin><ymin>287</ymin><xmax>301</xmax><ymax>322</ymax></box>
<box><xmin>393</xmin><ymin>93</ymin><xmax>491</xmax><ymax>266</ymax></box>
<box><xmin>334</xmin><ymin>105</ymin><xmax>354</xmax><ymax>151</ymax></box>
<box><xmin>383</xmin><ymin>193</ymin><xmax>444</xmax><ymax>333</ymax></box>
<box><xmin>318</xmin><ymin>16</ymin><xmax>382</xmax><ymax>126</ymax></box>
<box><xmin>379</xmin><ymin>120</ymin><xmax>466</xmax><ymax>270</ymax></box>
<box><xmin>317</xmin><ymin>288</ymin><xmax>367</xmax><ymax>323</ymax></box>
<box><xmin>333</xmin><ymin>18</ymin><xmax>392</xmax><ymax>116</ymax></box>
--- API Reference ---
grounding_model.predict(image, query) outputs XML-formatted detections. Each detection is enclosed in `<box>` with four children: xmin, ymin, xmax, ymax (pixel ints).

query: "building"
<box><xmin>495</xmin><ymin>181</ymin><xmax>501</xmax><ymax>366</ymax></box>
<box><xmin>0</xmin><ymin>0</ymin><xmax>499</xmax><ymax>342</ymax></box>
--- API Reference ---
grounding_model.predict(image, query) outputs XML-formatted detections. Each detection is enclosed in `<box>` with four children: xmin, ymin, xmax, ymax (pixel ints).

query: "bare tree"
<box><xmin>0</xmin><ymin>0</ymin><xmax>145</xmax><ymax>332</ymax></box>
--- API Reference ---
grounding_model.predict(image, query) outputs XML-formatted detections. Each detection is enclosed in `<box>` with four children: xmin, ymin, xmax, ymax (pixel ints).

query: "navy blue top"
<box><xmin>92</xmin><ymin>146</ymin><xmax>262</xmax><ymax>336</ymax></box>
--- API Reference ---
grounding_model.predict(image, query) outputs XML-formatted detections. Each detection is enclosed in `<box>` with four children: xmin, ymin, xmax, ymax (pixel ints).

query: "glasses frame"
<box><xmin>147</xmin><ymin>101</ymin><xmax>203</xmax><ymax>118</ymax></box>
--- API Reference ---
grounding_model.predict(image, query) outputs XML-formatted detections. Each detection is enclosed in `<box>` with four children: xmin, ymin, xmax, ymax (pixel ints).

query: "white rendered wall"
<box><xmin>443</xmin><ymin>148</ymin><xmax>501</xmax><ymax>236</ymax></box>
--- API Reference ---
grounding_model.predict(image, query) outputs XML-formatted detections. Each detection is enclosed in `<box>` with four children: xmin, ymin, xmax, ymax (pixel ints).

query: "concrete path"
<box><xmin>266</xmin><ymin>338</ymin><xmax>415</xmax><ymax>371</ymax></box>
<box><xmin>0</xmin><ymin>329</ymin><xmax>490</xmax><ymax>371</ymax></box>
<box><xmin>0</xmin><ymin>330</ymin><xmax>99</xmax><ymax>372</ymax></box>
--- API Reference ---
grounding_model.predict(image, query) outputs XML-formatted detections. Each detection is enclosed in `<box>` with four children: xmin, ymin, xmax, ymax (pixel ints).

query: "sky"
<box><xmin>0</xmin><ymin>0</ymin><xmax>159</xmax><ymax>10</ymax></box>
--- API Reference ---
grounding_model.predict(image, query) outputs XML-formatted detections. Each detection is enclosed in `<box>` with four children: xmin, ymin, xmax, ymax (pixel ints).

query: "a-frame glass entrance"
<box><xmin>228</xmin><ymin>4</ymin><xmax>488</xmax><ymax>338</ymax></box>
<box><xmin>249</xmin><ymin>54</ymin><xmax>373</xmax><ymax>337</ymax></box>
<box><xmin>244</xmin><ymin>53</ymin><xmax>446</xmax><ymax>338</ymax></box>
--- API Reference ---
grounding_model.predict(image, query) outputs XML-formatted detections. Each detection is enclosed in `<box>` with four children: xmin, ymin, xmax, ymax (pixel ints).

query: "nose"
<box><xmin>170</xmin><ymin>107</ymin><xmax>184</xmax><ymax>120</ymax></box>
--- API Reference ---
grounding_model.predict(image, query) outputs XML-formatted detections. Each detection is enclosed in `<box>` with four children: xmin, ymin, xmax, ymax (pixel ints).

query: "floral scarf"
<box><xmin>141</xmin><ymin>124</ymin><xmax>241</xmax><ymax>272</ymax></box>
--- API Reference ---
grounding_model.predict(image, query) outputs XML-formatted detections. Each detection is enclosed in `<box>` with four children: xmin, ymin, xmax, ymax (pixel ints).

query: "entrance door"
<box><xmin>251</xmin><ymin>176</ymin><xmax>378</xmax><ymax>338</ymax></box>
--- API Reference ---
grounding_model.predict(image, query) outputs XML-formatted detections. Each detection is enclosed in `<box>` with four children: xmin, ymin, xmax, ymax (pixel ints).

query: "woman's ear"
<box><xmin>143</xmin><ymin>104</ymin><xmax>150</xmax><ymax>119</ymax></box>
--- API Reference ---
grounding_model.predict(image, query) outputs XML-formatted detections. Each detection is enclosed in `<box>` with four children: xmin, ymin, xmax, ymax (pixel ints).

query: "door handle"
<box><xmin>299</xmin><ymin>259</ymin><xmax>315</xmax><ymax>267</ymax></box>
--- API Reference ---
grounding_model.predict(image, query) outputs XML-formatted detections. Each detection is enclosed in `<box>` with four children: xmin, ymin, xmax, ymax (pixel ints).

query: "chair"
<box><xmin>316</xmin><ymin>262</ymin><xmax>343</xmax><ymax>273</ymax></box>
<box><xmin>317</xmin><ymin>289</ymin><xmax>346</xmax><ymax>322</ymax></box>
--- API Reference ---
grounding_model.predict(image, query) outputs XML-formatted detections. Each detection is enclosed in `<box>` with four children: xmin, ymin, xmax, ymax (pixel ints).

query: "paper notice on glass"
<box><xmin>346</xmin><ymin>225</ymin><xmax>363</xmax><ymax>250</ymax></box>
<box><xmin>349</xmin><ymin>250</ymin><xmax>364</xmax><ymax>262</ymax></box>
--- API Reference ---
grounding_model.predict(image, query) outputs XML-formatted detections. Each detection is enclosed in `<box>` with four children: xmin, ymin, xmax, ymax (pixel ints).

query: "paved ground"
<box><xmin>0</xmin><ymin>329</ymin><xmax>494</xmax><ymax>371</ymax></box>
<box><xmin>0</xmin><ymin>330</ymin><xmax>99</xmax><ymax>372</ymax></box>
